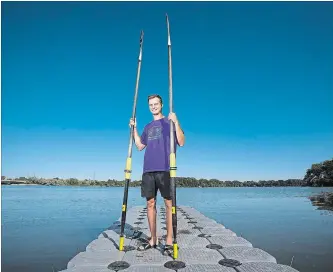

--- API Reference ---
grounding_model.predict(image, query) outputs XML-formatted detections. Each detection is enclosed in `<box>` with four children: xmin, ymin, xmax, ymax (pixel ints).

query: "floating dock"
<box><xmin>60</xmin><ymin>205</ymin><xmax>299</xmax><ymax>272</ymax></box>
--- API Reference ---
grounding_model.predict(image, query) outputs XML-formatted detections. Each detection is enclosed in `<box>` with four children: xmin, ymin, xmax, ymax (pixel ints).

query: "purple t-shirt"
<box><xmin>140</xmin><ymin>117</ymin><xmax>179</xmax><ymax>173</ymax></box>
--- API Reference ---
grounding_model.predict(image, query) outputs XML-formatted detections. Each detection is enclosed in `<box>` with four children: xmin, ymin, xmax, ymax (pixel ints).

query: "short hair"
<box><xmin>147</xmin><ymin>94</ymin><xmax>163</xmax><ymax>105</ymax></box>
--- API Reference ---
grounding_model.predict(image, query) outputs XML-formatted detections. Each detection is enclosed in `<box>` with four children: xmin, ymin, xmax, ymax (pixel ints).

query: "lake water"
<box><xmin>2</xmin><ymin>185</ymin><xmax>333</xmax><ymax>272</ymax></box>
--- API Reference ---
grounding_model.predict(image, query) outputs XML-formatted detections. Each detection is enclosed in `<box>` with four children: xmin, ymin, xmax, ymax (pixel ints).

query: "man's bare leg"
<box><xmin>164</xmin><ymin>198</ymin><xmax>173</xmax><ymax>245</ymax></box>
<box><xmin>147</xmin><ymin>197</ymin><xmax>157</xmax><ymax>245</ymax></box>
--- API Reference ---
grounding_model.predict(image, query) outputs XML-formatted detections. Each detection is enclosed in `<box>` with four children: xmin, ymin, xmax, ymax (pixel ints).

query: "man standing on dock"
<box><xmin>129</xmin><ymin>94</ymin><xmax>185</xmax><ymax>252</ymax></box>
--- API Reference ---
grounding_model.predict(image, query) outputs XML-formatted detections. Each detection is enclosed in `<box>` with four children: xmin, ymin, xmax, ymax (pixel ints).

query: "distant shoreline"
<box><xmin>2</xmin><ymin>183</ymin><xmax>333</xmax><ymax>188</ymax></box>
<box><xmin>1</xmin><ymin>178</ymin><xmax>331</xmax><ymax>188</ymax></box>
<box><xmin>3</xmin><ymin>158</ymin><xmax>332</xmax><ymax>188</ymax></box>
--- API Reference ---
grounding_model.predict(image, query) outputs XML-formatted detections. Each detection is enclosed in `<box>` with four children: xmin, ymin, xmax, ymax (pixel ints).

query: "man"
<box><xmin>129</xmin><ymin>94</ymin><xmax>185</xmax><ymax>252</ymax></box>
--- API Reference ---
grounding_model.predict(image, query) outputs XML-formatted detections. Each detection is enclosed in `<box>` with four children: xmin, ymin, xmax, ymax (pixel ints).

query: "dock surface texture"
<box><xmin>60</xmin><ymin>205</ymin><xmax>299</xmax><ymax>272</ymax></box>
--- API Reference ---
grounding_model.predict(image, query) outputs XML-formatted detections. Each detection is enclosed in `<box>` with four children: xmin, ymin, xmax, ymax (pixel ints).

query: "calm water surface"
<box><xmin>2</xmin><ymin>185</ymin><xmax>333</xmax><ymax>272</ymax></box>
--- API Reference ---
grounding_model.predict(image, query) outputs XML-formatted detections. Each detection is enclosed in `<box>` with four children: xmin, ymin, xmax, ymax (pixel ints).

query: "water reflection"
<box><xmin>309</xmin><ymin>192</ymin><xmax>333</xmax><ymax>212</ymax></box>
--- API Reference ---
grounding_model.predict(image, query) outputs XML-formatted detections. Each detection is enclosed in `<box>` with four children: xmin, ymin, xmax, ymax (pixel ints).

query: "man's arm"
<box><xmin>174</xmin><ymin>121</ymin><xmax>185</xmax><ymax>147</ymax></box>
<box><xmin>133</xmin><ymin>127</ymin><xmax>146</xmax><ymax>151</ymax></box>
<box><xmin>168</xmin><ymin>113</ymin><xmax>185</xmax><ymax>147</ymax></box>
<box><xmin>130</xmin><ymin>118</ymin><xmax>146</xmax><ymax>151</ymax></box>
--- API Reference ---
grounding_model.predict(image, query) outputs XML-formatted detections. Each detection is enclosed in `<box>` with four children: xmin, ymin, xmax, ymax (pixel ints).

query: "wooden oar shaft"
<box><xmin>128</xmin><ymin>30</ymin><xmax>144</xmax><ymax>158</ymax></box>
<box><xmin>119</xmin><ymin>30</ymin><xmax>144</xmax><ymax>251</ymax></box>
<box><xmin>166</xmin><ymin>14</ymin><xmax>178</xmax><ymax>260</ymax></box>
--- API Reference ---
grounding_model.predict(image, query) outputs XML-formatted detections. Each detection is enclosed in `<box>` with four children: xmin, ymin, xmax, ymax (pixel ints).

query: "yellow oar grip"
<box><xmin>119</xmin><ymin>236</ymin><xmax>124</xmax><ymax>251</ymax></box>
<box><xmin>170</xmin><ymin>153</ymin><xmax>176</xmax><ymax>177</ymax></box>
<box><xmin>173</xmin><ymin>243</ymin><xmax>178</xmax><ymax>259</ymax></box>
<box><xmin>125</xmin><ymin>157</ymin><xmax>132</xmax><ymax>179</ymax></box>
<box><xmin>122</xmin><ymin>204</ymin><xmax>126</xmax><ymax>212</ymax></box>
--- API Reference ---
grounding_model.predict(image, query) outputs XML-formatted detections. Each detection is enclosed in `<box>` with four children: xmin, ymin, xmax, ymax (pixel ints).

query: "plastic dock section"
<box><xmin>60</xmin><ymin>205</ymin><xmax>299</xmax><ymax>272</ymax></box>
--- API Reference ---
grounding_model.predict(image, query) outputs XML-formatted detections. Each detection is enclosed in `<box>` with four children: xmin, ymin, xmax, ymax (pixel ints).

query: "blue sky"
<box><xmin>2</xmin><ymin>1</ymin><xmax>333</xmax><ymax>181</ymax></box>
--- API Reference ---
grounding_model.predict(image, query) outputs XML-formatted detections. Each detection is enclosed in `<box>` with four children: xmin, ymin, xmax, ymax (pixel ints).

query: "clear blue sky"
<box><xmin>2</xmin><ymin>1</ymin><xmax>333</xmax><ymax>181</ymax></box>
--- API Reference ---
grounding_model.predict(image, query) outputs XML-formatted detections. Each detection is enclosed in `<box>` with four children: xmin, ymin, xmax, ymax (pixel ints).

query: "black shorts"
<box><xmin>141</xmin><ymin>171</ymin><xmax>171</xmax><ymax>200</ymax></box>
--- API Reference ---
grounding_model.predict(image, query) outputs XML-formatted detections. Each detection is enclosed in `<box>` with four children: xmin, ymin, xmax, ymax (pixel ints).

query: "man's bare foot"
<box><xmin>163</xmin><ymin>237</ymin><xmax>174</xmax><ymax>256</ymax></box>
<box><xmin>138</xmin><ymin>236</ymin><xmax>158</xmax><ymax>251</ymax></box>
<box><xmin>149</xmin><ymin>236</ymin><xmax>158</xmax><ymax>246</ymax></box>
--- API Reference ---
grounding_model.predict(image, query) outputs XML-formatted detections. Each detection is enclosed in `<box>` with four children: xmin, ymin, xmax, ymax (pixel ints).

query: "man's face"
<box><xmin>148</xmin><ymin>97</ymin><xmax>162</xmax><ymax>115</ymax></box>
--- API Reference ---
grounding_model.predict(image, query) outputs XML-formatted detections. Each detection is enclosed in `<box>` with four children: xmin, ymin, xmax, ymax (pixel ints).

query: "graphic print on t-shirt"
<box><xmin>148</xmin><ymin>126</ymin><xmax>162</xmax><ymax>141</ymax></box>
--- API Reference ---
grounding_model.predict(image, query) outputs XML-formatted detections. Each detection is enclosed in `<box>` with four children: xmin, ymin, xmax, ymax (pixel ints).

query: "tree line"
<box><xmin>18</xmin><ymin>177</ymin><xmax>307</xmax><ymax>187</ymax></box>
<box><xmin>5</xmin><ymin>158</ymin><xmax>331</xmax><ymax>187</ymax></box>
<box><xmin>303</xmin><ymin>158</ymin><xmax>333</xmax><ymax>187</ymax></box>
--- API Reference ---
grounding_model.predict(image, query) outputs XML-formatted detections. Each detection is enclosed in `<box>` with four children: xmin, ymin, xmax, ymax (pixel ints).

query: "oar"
<box><xmin>119</xmin><ymin>30</ymin><xmax>144</xmax><ymax>251</ymax></box>
<box><xmin>166</xmin><ymin>14</ymin><xmax>178</xmax><ymax>260</ymax></box>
